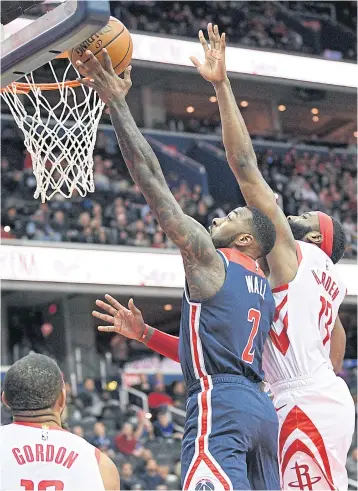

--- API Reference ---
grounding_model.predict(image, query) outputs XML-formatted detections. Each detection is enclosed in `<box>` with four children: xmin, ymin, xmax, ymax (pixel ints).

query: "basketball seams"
<box><xmin>112</xmin><ymin>36</ymin><xmax>133</xmax><ymax>72</ymax></box>
<box><xmin>69</xmin><ymin>20</ymin><xmax>131</xmax><ymax>75</ymax></box>
<box><xmin>71</xmin><ymin>24</ymin><xmax>125</xmax><ymax>65</ymax></box>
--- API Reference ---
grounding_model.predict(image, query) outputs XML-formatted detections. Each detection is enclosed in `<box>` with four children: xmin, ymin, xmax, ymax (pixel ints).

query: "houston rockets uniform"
<box><xmin>0</xmin><ymin>422</ymin><xmax>105</xmax><ymax>491</ymax></box>
<box><xmin>263</xmin><ymin>241</ymin><xmax>355</xmax><ymax>490</ymax></box>
<box><xmin>179</xmin><ymin>248</ymin><xmax>280</xmax><ymax>490</ymax></box>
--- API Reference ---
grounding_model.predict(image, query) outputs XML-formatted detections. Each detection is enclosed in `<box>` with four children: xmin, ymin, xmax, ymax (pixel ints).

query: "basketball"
<box><xmin>69</xmin><ymin>17</ymin><xmax>133</xmax><ymax>75</ymax></box>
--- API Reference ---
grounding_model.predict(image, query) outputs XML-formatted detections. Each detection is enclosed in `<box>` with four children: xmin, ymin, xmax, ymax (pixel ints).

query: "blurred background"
<box><xmin>1</xmin><ymin>1</ymin><xmax>357</xmax><ymax>489</ymax></box>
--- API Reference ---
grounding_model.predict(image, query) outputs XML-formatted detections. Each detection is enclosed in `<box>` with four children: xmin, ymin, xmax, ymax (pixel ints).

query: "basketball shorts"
<box><xmin>181</xmin><ymin>374</ymin><xmax>280</xmax><ymax>491</ymax></box>
<box><xmin>271</xmin><ymin>366</ymin><xmax>355</xmax><ymax>490</ymax></box>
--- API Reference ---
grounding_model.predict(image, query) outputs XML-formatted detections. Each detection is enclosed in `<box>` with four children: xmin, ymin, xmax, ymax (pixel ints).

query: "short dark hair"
<box><xmin>4</xmin><ymin>353</ymin><xmax>63</xmax><ymax>412</ymax></box>
<box><xmin>247</xmin><ymin>206</ymin><xmax>276</xmax><ymax>257</ymax></box>
<box><xmin>331</xmin><ymin>217</ymin><xmax>347</xmax><ymax>264</ymax></box>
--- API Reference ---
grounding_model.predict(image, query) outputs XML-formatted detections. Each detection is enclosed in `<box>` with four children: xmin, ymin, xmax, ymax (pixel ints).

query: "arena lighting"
<box><xmin>312</xmin><ymin>115</ymin><xmax>319</xmax><ymax>122</ymax></box>
<box><xmin>311</xmin><ymin>108</ymin><xmax>319</xmax><ymax>115</ymax></box>
<box><xmin>164</xmin><ymin>304</ymin><xmax>173</xmax><ymax>311</ymax></box>
<box><xmin>278</xmin><ymin>104</ymin><xmax>286</xmax><ymax>112</ymax></box>
<box><xmin>4</xmin><ymin>226</ymin><xmax>10</xmax><ymax>232</ymax></box>
<box><xmin>209</xmin><ymin>96</ymin><xmax>217</xmax><ymax>103</ymax></box>
<box><xmin>107</xmin><ymin>381</ymin><xmax>118</xmax><ymax>391</ymax></box>
<box><xmin>186</xmin><ymin>106</ymin><xmax>195</xmax><ymax>113</ymax></box>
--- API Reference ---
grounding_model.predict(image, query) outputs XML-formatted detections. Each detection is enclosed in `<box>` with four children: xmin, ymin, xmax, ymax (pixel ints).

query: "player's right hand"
<box><xmin>92</xmin><ymin>294</ymin><xmax>145</xmax><ymax>341</ymax></box>
<box><xmin>190</xmin><ymin>23</ymin><xmax>227</xmax><ymax>84</ymax></box>
<box><xmin>77</xmin><ymin>49</ymin><xmax>132</xmax><ymax>105</ymax></box>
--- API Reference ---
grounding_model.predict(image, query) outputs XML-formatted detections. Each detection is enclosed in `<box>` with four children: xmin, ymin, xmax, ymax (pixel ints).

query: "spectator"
<box><xmin>148</xmin><ymin>378</ymin><xmax>174</xmax><ymax>410</ymax></box>
<box><xmin>154</xmin><ymin>411</ymin><xmax>182</xmax><ymax>440</ymax></box>
<box><xmin>91</xmin><ymin>421</ymin><xmax>112</xmax><ymax>449</ymax></box>
<box><xmin>158</xmin><ymin>465</ymin><xmax>180</xmax><ymax>490</ymax></box>
<box><xmin>120</xmin><ymin>462</ymin><xmax>137</xmax><ymax>490</ymax></box>
<box><xmin>72</xmin><ymin>425</ymin><xmax>84</xmax><ymax>438</ymax></box>
<box><xmin>135</xmin><ymin>448</ymin><xmax>154</xmax><ymax>475</ymax></box>
<box><xmin>171</xmin><ymin>381</ymin><xmax>186</xmax><ymax>410</ymax></box>
<box><xmin>77</xmin><ymin>378</ymin><xmax>104</xmax><ymax>417</ymax></box>
<box><xmin>141</xmin><ymin>459</ymin><xmax>164</xmax><ymax>490</ymax></box>
<box><xmin>115</xmin><ymin>421</ymin><xmax>144</xmax><ymax>456</ymax></box>
<box><xmin>153</xmin><ymin>411</ymin><xmax>174</xmax><ymax>439</ymax></box>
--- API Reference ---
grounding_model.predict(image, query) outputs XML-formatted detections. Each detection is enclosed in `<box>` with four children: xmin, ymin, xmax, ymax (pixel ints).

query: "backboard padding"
<box><xmin>1</xmin><ymin>0</ymin><xmax>110</xmax><ymax>88</ymax></box>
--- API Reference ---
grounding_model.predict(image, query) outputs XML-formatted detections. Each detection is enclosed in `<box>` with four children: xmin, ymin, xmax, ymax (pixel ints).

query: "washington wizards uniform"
<box><xmin>179</xmin><ymin>248</ymin><xmax>280</xmax><ymax>490</ymax></box>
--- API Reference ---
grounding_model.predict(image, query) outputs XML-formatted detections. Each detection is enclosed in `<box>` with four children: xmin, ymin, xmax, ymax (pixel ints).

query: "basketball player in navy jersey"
<box><xmin>80</xmin><ymin>51</ymin><xmax>280</xmax><ymax>489</ymax></box>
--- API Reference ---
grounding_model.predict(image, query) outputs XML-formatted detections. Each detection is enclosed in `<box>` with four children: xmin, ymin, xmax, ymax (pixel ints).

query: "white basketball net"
<box><xmin>1</xmin><ymin>61</ymin><xmax>105</xmax><ymax>202</ymax></box>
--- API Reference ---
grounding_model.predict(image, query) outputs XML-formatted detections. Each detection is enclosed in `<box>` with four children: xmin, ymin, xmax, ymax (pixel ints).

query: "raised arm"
<box><xmin>78</xmin><ymin>50</ymin><xmax>223</xmax><ymax>300</ymax></box>
<box><xmin>191</xmin><ymin>25</ymin><xmax>298</xmax><ymax>287</ymax></box>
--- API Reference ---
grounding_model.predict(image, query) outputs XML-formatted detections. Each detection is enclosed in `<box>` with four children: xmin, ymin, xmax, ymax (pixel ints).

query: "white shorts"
<box><xmin>271</xmin><ymin>367</ymin><xmax>355</xmax><ymax>491</ymax></box>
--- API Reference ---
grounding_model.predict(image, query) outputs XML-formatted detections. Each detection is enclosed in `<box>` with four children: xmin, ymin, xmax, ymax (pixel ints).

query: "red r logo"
<box><xmin>288</xmin><ymin>462</ymin><xmax>321</xmax><ymax>489</ymax></box>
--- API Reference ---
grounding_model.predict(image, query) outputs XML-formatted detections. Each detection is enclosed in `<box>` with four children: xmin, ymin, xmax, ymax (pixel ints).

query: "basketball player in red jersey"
<box><xmin>0</xmin><ymin>353</ymin><xmax>120</xmax><ymax>491</ymax></box>
<box><xmin>189</xmin><ymin>23</ymin><xmax>355</xmax><ymax>490</ymax></box>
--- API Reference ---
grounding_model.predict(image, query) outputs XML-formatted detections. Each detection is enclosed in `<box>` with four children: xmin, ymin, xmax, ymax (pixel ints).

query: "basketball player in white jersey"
<box><xmin>189</xmin><ymin>23</ymin><xmax>355</xmax><ymax>490</ymax></box>
<box><xmin>0</xmin><ymin>353</ymin><xmax>120</xmax><ymax>491</ymax></box>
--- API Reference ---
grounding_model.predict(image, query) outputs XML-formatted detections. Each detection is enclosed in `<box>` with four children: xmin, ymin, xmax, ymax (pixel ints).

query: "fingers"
<box><xmin>92</xmin><ymin>310</ymin><xmax>115</xmax><ymax>324</ymax></box>
<box><xmin>213</xmin><ymin>24</ymin><xmax>221</xmax><ymax>51</ymax></box>
<box><xmin>102</xmin><ymin>48</ymin><xmax>115</xmax><ymax>73</ymax></box>
<box><xmin>123</xmin><ymin>65</ymin><xmax>132</xmax><ymax>82</ymax></box>
<box><xmin>128</xmin><ymin>298</ymin><xmax>141</xmax><ymax>315</ymax></box>
<box><xmin>208</xmin><ymin>23</ymin><xmax>215</xmax><ymax>50</ymax></box>
<box><xmin>76</xmin><ymin>50</ymin><xmax>104</xmax><ymax>77</ymax></box>
<box><xmin>95</xmin><ymin>299</ymin><xmax>117</xmax><ymax>316</ymax></box>
<box><xmin>198</xmin><ymin>29</ymin><xmax>209</xmax><ymax>53</ymax></box>
<box><xmin>190</xmin><ymin>56</ymin><xmax>201</xmax><ymax>70</ymax></box>
<box><xmin>77</xmin><ymin>77</ymin><xmax>96</xmax><ymax>90</ymax></box>
<box><xmin>220</xmin><ymin>32</ymin><xmax>226</xmax><ymax>54</ymax></box>
<box><xmin>105</xmin><ymin>294</ymin><xmax>127</xmax><ymax>312</ymax></box>
<box><xmin>97</xmin><ymin>326</ymin><xmax>116</xmax><ymax>332</ymax></box>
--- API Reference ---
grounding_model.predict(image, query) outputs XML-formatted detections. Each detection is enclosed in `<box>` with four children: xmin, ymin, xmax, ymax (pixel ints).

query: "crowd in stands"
<box><xmin>115</xmin><ymin>1</ymin><xmax>356</xmax><ymax>60</ymax></box>
<box><xmin>1</xmin><ymin>373</ymin><xmax>184</xmax><ymax>490</ymax></box>
<box><xmin>2</xmin><ymin>124</ymin><xmax>357</xmax><ymax>258</ymax></box>
<box><xmin>1</xmin><ymin>364</ymin><xmax>357</xmax><ymax>487</ymax></box>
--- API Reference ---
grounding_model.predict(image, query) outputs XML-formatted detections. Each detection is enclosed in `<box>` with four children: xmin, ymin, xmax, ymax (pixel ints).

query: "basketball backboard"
<box><xmin>1</xmin><ymin>0</ymin><xmax>110</xmax><ymax>88</ymax></box>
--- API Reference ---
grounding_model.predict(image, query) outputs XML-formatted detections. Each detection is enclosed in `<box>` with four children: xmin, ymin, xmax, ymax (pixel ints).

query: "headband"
<box><xmin>317</xmin><ymin>212</ymin><xmax>333</xmax><ymax>258</ymax></box>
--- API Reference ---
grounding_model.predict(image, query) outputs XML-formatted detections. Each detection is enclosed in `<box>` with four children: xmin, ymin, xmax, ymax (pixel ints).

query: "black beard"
<box><xmin>211</xmin><ymin>233</ymin><xmax>238</xmax><ymax>249</ymax></box>
<box><xmin>288</xmin><ymin>221</ymin><xmax>313</xmax><ymax>241</ymax></box>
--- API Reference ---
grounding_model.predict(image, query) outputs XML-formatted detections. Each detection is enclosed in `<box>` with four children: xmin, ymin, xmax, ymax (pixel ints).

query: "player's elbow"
<box><xmin>331</xmin><ymin>357</ymin><xmax>343</xmax><ymax>374</ymax></box>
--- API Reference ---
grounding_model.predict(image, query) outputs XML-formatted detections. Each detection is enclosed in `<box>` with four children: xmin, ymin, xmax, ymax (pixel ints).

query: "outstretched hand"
<box><xmin>76</xmin><ymin>49</ymin><xmax>132</xmax><ymax>105</ymax></box>
<box><xmin>92</xmin><ymin>294</ymin><xmax>146</xmax><ymax>341</ymax></box>
<box><xmin>190</xmin><ymin>23</ymin><xmax>227</xmax><ymax>84</ymax></box>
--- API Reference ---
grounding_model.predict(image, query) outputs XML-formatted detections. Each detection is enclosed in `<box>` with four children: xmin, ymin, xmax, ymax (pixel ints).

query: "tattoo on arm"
<box><xmin>108</xmin><ymin>100</ymin><xmax>224</xmax><ymax>300</ymax></box>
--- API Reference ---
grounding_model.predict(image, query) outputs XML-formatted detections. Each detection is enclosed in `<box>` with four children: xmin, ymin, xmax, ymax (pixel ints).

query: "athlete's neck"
<box><xmin>13</xmin><ymin>411</ymin><xmax>62</xmax><ymax>428</ymax></box>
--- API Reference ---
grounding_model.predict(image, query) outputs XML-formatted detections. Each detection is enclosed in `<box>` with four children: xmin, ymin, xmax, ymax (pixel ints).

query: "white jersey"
<box><xmin>263</xmin><ymin>240</ymin><xmax>346</xmax><ymax>385</ymax></box>
<box><xmin>0</xmin><ymin>423</ymin><xmax>105</xmax><ymax>491</ymax></box>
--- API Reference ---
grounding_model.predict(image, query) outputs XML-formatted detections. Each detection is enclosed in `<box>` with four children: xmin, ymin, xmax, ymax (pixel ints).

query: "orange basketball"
<box><xmin>69</xmin><ymin>17</ymin><xmax>133</xmax><ymax>75</ymax></box>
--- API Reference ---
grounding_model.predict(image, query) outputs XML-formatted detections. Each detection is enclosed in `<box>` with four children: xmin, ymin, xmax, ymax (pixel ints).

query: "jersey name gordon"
<box><xmin>245</xmin><ymin>275</ymin><xmax>267</xmax><ymax>300</ymax></box>
<box><xmin>311</xmin><ymin>270</ymin><xmax>340</xmax><ymax>301</ymax></box>
<box><xmin>12</xmin><ymin>444</ymin><xmax>78</xmax><ymax>469</ymax></box>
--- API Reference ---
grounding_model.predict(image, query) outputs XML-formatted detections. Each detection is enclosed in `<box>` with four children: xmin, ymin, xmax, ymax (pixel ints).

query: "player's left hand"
<box><xmin>190</xmin><ymin>23</ymin><xmax>227</xmax><ymax>84</ymax></box>
<box><xmin>76</xmin><ymin>49</ymin><xmax>132</xmax><ymax>105</ymax></box>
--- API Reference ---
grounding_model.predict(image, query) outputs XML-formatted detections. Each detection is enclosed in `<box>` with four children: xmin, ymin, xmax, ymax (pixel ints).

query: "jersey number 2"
<box><xmin>242</xmin><ymin>309</ymin><xmax>261</xmax><ymax>364</ymax></box>
<box><xmin>21</xmin><ymin>480</ymin><xmax>64</xmax><ymax>490</ymax></box>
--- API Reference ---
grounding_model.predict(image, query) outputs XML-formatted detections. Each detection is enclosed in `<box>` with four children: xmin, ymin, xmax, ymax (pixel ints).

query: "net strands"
<box><xmin>0</xmin><ymin>61</ymin><xmax>105</xmax><ymax>202</ymax></box>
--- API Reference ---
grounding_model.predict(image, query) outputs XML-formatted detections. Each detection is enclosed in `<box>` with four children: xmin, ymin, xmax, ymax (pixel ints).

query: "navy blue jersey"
<box><xmin>179</xmin><ymin>248</ymin><xmax>275</xmax><ymax>387</ymax></box>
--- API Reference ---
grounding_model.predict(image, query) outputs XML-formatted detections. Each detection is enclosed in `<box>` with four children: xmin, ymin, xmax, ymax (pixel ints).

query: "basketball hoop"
<box><xmin>0</xmin><ymin>54</ymin><xmax>105</xmax><ymax>202</ymax></box>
